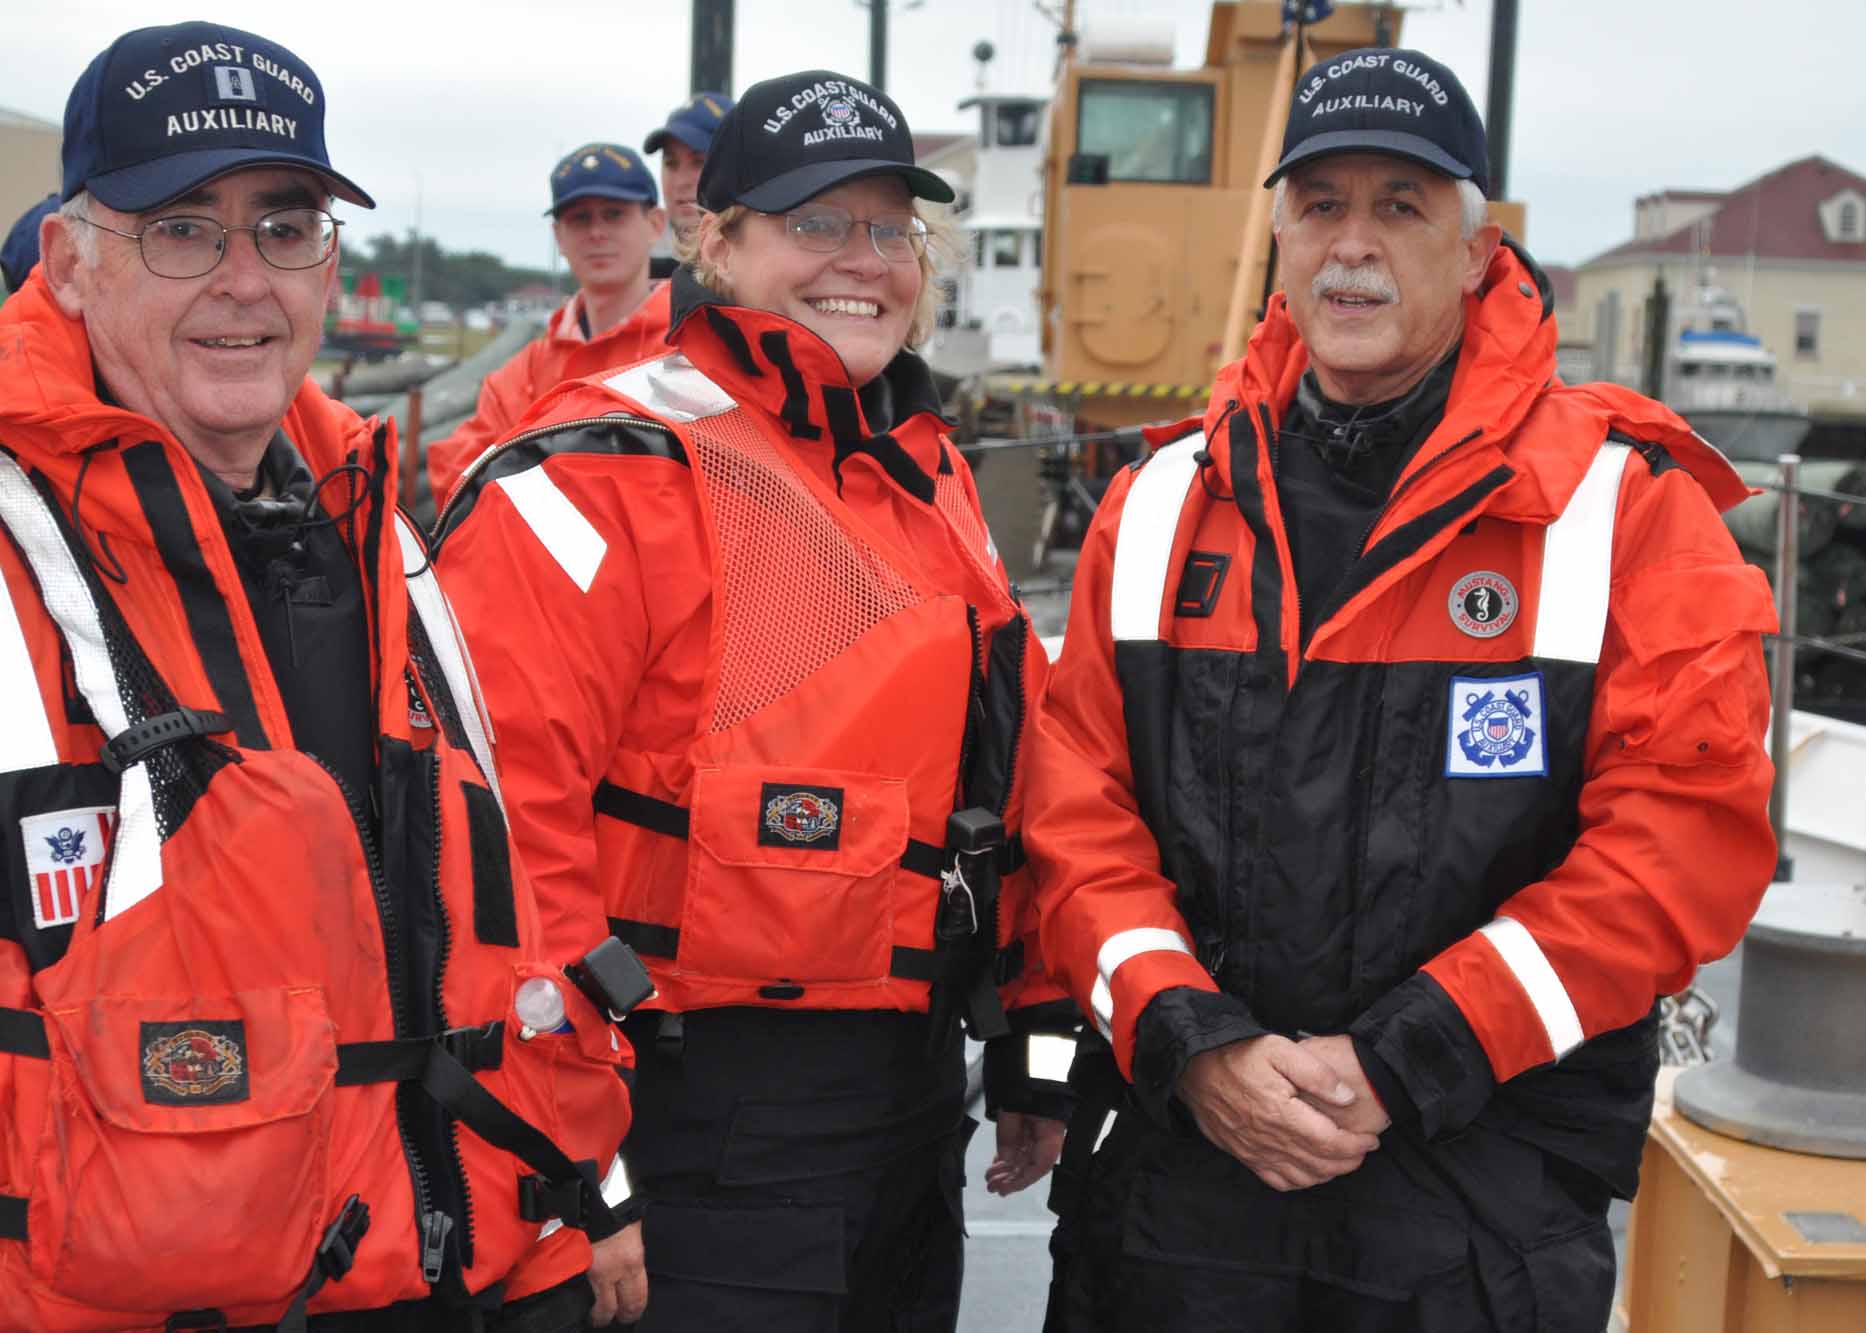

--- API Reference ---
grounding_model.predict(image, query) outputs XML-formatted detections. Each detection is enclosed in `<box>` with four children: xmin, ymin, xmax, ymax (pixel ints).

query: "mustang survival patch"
<box><xmin>140</xmin><ymin>1020</ymin><xmax>251</xmax><ymax>1106</ymax></box>
<box><xmin>758</xmin><ymin>783</ymin><xmax>844</xmax><ymax>850</ymax></box>
<box><xmin>1446</xmin><ymin>672</ymin><xmax>1548</xmax><ymax>778</ymax></box>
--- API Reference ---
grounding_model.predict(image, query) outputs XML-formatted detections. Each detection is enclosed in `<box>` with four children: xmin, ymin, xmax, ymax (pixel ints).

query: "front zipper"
<box><xmin>307</xmin><ymin>753</ymin><xmax>435</xmax><ymax>1235</ymax></box>
<box><xmin>424</xmin><ymin>752</ymin><xmax>474</xmax><ymax>1271</ymax></box>
<box><xmin>435</xmin><ymin>413</ymin><xmax>679</xmax><ymax>533</ymax></box>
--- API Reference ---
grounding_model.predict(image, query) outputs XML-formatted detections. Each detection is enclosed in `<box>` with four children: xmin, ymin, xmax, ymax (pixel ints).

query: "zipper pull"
<box><xmin>419</xmin><ymin>1208</ymin><xmax>454</xmax><ymax>1284</ymax></box>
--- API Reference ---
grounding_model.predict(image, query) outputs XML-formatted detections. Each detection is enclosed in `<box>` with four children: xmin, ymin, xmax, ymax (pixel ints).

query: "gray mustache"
<box><xmin>1313</xmin><ymin>264</ymin><xmax>1399</xmax><ymax>302</ymax></box>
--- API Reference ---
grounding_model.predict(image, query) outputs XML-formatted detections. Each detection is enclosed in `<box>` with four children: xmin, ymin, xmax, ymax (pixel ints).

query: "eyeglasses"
<box><xmin>74</xmin><ymin>207</ymin><xmax>342</xmax><ymax>279</ymax></box>
<box><xmin>781</xmin><ymin>205</ymin><xmax>928</xmax><ymax>263</ymax></box>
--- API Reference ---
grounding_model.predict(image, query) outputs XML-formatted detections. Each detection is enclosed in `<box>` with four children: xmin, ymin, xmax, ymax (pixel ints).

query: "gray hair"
<box><xmin>58</xmin><ymin>191</ymin><xmax>98</xmax><ymax>267</ymax></box>
<box><xmin>1271</xmin><ymin>176</ymin><xmax>1488</xmax><ymax>239</ymax></box>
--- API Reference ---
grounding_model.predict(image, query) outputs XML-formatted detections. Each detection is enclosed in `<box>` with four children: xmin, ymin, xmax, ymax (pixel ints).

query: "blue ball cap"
<box><xmin>1</xmin><ymin>193</ymin><xmax>58</xmax><ymax>292</ymax></box>
<box><xmin>61</xmin><ymin>21</ymin><xmax>373</xmax><ymax>213</ymax></box>
<box><xmin>546</xmin><ymin>143</ymin><xmax>659</xmax><ymax>215</ymax></box>
<box><xmin>1266</xmin><ymin>47</ymin><xmax>1490</xmax><ymax>196</ymax></box>
<box><xmin>644</xmin><ymin>92</ymin><xmax>734</xmax><ymax>157</ymax></box>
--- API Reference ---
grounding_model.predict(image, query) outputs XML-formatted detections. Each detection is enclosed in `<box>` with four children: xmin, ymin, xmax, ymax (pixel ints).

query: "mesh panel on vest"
<box><xmin>933</xmin><ymin>471</ymin><xmax>1000</xmax><ymax>589</ymax></box>
<box><xmin>693</xmin><ymin>412</ymin><xmax>922</xmax><ymax>733</ymax></box>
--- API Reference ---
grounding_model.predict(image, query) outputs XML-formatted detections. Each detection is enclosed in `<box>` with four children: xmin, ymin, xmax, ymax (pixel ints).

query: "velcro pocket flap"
<box><xmin>688</xmin><ymin>766</ymin><xmax>908</xmax><ymax>874</ymax></box>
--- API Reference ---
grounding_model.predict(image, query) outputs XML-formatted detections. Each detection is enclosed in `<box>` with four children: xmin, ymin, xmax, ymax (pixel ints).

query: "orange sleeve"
<box><xmin>1421</xmin><ymin>462</ymin><xmax>1778</xmax><ymax>1082</ymax></box>
<box><xmin>1023</xmin><ymin>465</ymin><xmax>1220</xmax><ymax>1078</ymax></box>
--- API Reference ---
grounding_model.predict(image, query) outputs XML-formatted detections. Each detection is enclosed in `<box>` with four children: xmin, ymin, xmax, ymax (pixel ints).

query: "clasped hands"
<box><xmin>1175</xmin><ymin>1033</ymin><xmax>1390</xmax><ymax>1192</ymax></box>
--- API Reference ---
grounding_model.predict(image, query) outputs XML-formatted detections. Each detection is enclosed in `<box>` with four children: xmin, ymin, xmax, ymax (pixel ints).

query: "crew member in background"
<box><xmin>434</xmin><ymin>70</ymin><xmax>1076</xmax><ymax>1331</ymax></box>
<box><xmin>0</xmin><ymin>22</ymin><xmax>632</xmax><ymax>1331</ymax></box>
<box><xmin>1027</xmin><ymin>47</ymin><xmax>1778</xmax><ymax>1332</ymax></box>
<box><xmin>1</xmin><ymin>192</ymin><xmax>57</xmax><ymax>293</ymax></box>
<box><xmin>426</xmin><ymin>144</ymin><xmax>668</xmax><ymax>507</ymax></box>
<box><xmin>643</xmin><ymin>90</ymin><xmax>732</xmax><ymax>250</ymax></box>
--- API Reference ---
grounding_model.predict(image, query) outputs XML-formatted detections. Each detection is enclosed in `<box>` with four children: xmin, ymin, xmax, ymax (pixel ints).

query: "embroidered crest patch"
<box><xmin>140</xmin><ymin>1020</ymin><xmax>250</xmax><ymax>1105</ymax></box>
<box><xmin>1446</xmin><ymin>672</ymin><xmax>1548</xmax><ymax>778</ymax></box>
<box><xmin>21</xmin><ymin>806</ymin><xmax>115</xmax><ymax>930</ymax></box>
<box><xmin>758</xmin><ymin>784</ymin><xmax>844</xmax><ymax>850</ymax></box>
<box><xmin>1448</xmin><ymin>570</ymin><xmax>1519</xmax><ymax>638</ymax></box>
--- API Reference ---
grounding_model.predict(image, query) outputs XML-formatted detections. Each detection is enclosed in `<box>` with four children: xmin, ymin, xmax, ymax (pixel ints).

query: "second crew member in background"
<box><xmin>644</xmin><ymin>90</ymin><xmax>732</xmax><ymax>252</ymax></box>
<box><xmin>426</xmin><ymin>144</ymin><xmax>669</xmax><ymax>505</ymax></box>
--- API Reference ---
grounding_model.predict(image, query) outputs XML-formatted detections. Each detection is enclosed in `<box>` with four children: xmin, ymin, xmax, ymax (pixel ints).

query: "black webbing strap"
<box><xmin>334</xmin><ymin>1022</ymin><xmax>505</xmax><ymax>1087</ymax></box>
<box><xmin>610</xmin><ymin>923</ymin><xmax>1026</xmax><ymax>991</ymax></box>
<box><xmin>0</xmin><ymin>1194</ymin><xmax>25</xmax><ymax>1241</ymax></box>
<box><xmin>274</xmin><ymin>1194</ymin><xmax>370</xmax><ymax>1333</ymax></box>
<box><xmin>99</xmin><ymin>706</ymin><xmax>232</xmax><ymax>775</ymax></box>
<box><xmin>0</xmin><ymin>1007</ymin><xmax>49</xmax><ymax>1059</ymax></box>
<box><xmin>608</xmin><ymin>917</ymin><xmax>679</xmax><ymax>959</ymax></box>
<box><xmin>593</xmin><ymin>781</ymin><xmax>1027</xmax><ymax>881</ymax></box>
<box><xmin>419</xmin><ymin>1044</ymin><xmax>621</xmax><ymax>1241</ymax></box>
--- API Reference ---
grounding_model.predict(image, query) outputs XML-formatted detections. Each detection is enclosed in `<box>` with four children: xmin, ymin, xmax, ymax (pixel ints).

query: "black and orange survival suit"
<box><xmin>434</xmin><ymin>269</ymin><xmax>1073</xmax><ymax>1329</ymax></box>
<box><xmin>1027</xmin><ymin>242</ymin><xmax>1778</xmax><ymax>1330</ymax></box>
<box><xmin>0</xmin><ymin>273</ymin><xmax>631</xmax><ymax>1331</ymax></box>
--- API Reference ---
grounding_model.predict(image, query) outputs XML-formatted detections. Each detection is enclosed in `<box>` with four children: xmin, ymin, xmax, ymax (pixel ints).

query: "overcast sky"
<box><xmin>11</xmin><ymin>0</ymin><xmax>1865</xmax><ymax>273</ymax></box>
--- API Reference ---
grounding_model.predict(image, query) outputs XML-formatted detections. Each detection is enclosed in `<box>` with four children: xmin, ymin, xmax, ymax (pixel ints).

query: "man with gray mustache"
<box><xmin>1027</xmin><ymin>45</ymin><xmax>1777</xmax><ymax>1331</ymax></box>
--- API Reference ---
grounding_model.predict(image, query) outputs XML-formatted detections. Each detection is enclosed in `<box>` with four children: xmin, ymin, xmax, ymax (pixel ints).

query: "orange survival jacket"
<box><xmin>434</xmin><ymin>275</ymin><xmax>1066</xmax><ymax>1036</ymax></box>
<box><xmin>427</xmin><ymin>283</ymin><xmax>672</xmax><ymax>506</ymax></box>
<box><xmin>0</xmin><ymin>275</ymin><xmax>630</xmax><ymax>1331</ymax></box>
<box><xmin>1026</xmin><ymin>243</ymin><xmax>1777</xmax><ymax>1186</ymax></box>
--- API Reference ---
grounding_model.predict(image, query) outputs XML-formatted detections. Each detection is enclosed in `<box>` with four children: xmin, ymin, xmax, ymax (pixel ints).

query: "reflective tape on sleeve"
<box><xmin>1478</xmin><ymin>916</ymin><xmax>1584</xmax><ymax>1059</ymax></box>
<box><xmin>1089</xmin><ymin>926</ymin><xmax>1194</xmax><ymax>1040</ymax></box>
<box><xmin>1533</xmin><ymin>442</ymin><xmax>1631</xmax><ymax>664</ymax></box>
<box><xmin>494</xmin><ymin>466</ymin><xmax>608</xmax><ymax>594</ymax></box>
<box><xmin>604</xmin><ymin>357</ymin><xmax>735</xmax><ymax>423</ymax></box>
<box><xmin>1028</xmin><ymin>1032</ymin><xmax>1077</xmax><ymax>1083</ymax></box>
<box><xmin>1109</xmin><ymin>439</ymin><xmax>1204</xmax><ymax>642</ymax></box>
<box><xmin>397</xmin><ymin>516</ymin><xmax>504</xmax><ymax>814</ymax></box>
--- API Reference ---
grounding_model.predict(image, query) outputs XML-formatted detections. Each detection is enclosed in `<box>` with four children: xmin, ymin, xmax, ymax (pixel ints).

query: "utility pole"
<box><xmin>692</xmin><ymin>0</ymin><xmax>733</xmax><ymax>95</ymax></box>
<box><xmin>869</xmin><ymin>0</ymin><xmax>888</xmax><ymax>91</ymax></box>
<box><xmin>1485</xmin><ymin>0</ymin><xmax>1520</xmax><ymax>199</ymax></box>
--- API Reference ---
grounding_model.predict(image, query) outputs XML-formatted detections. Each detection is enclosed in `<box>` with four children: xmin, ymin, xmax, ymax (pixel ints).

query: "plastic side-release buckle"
<box><xmin>101</xmin><ymin>706</ymin><xmax>232</xmax><ymax>774</ymax></box>
<box><xmin>316</xmin><ymin>1193</ymin><xmax>370</xmax><ymax>1283</ymax></box>
<box><xmin>518</xmin><ymin>1161</ymin><xmax>597</xmax><ymax>1224</ymax></box>
<box><xmin>438</xmin><ymin>1020</ymin><xmax>505</xmax><ymax>1072</ymax></box>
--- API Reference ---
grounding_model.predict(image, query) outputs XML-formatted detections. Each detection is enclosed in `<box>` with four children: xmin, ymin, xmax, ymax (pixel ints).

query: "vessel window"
<box><xmin>995</xmin><ymin>103</ymin><xmax>1041</xmax><ymax>148</ymax></box>
<box><xmin>1679</xmin><ymin>362</ymin><xmax>1701</xmax><ymax>378</ymax></box>
<box><xmin>1031</xmin><ymin>231</ymin><xmax>1042</xmax><ymax>268</ymax></box>
<box><xmin>1795</xmin><ymin>308</ymin><xmax>1820</xmax><ymax>358</ymax></box>
<box><xmin>973</xmin><ymin>231</ymin><xmax>987</xmax><ymax>270</ymax></box>
<box><xmin>992</xmin><ymin>230</ymin><xmax>1023</xmax><ymax>268</ymax></box>
<box><xmin>1076</xmin><ymin>79</ymin><xmax>1214</xmax><ymax>184</ymax></box>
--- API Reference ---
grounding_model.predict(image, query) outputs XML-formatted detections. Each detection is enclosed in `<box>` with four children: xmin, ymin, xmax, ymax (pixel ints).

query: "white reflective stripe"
<box><xmin>1028</xmin><ymin>1032</ymin><xmax>1078</xmax><ymax>1083</ymax></box>
<box><xmin>1478</xmin><ymin>916</ymin><xmax>1584</xmax><ymax>1059</ymax></box>
<box><xmin>0</xmin><ymin>570</ymin><xmax>57</xmax><ymax>773</ymax></box>
<box><xmin>604</xmin><ymin>355</ymin><xmax>735</xmax><ymax>423</ymax></box>
<box><xmin>100</xmin><ymin>763</ymin><xmax>163</xmax><ymax>922</ymax></box>
<box><xmin>1533</xmin><ymin>442</ymin><xmax>1631</xmax><ymax>664</ymax></box>
<box><xmin>396</xmin><ymin>517</ymin><xmax>504</xmax><ymax>815</ymax></box>
<box><xmin>494</xmin><ymin>466</ymin><xmax>607</xmax><ymax>594</ymax></box>
<box><xmin>1089</xmin><ymin>926</ymin><xmax>1195</xmax><ymax>1040</ymax></box>
<box><xmin>601</xmin><ymin>1153</ymin><xmax>632</xmax><ymax>1208</ymax></box>
<box><xmin>1110</xmin><ymin>438</ymin><xmax>1205</xmax><ymax>642</ymax></box>
<box><xmin>0</xmin><ymin>454</ymin><xmax>130</xmax><ymax>738</ymax></box>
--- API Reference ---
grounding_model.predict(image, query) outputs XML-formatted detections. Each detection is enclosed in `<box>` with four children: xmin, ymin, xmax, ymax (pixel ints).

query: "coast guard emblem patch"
<box><xmin>1446</xmin><ymin>672</ymin><xmax>1547</xmax><ymax>778</ymax></box>
<box><xmin>21</xmin><ymin>806</ymin><xmax>115</xmax><ymax>929</ymax></box>
<box><xmin>758</xmin><ymin>784</ymin><xmax>844</xmax><ymax>850</ymax></box>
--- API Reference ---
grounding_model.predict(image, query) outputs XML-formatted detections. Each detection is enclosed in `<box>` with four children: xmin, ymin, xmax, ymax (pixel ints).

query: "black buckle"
<box><xmin>315</xmin><ymin>1193</ymin><xmax>370</xmax><ymax>1283</ymax></box>
<box><xmin>655</xmin><ymin>1011</ymin><xmax>685</xmax><ymax>1061</ymax></box>
<box><xmin>439</xmin><ymin>1021</ymin><xmax>504</xmax><ymax>1072</ymax></box>
<box><xmin>101</xmin><ymin>707</ymin><xmax>231</xmax><ymax>774</ymax></box>
<box><xmin>518</xmin><ymin>1171</ymin><xmax>587</xmax><ymax>1225</ymax></box>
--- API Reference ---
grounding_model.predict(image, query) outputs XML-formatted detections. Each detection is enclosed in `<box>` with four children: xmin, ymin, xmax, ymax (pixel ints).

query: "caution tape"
<box><xmin>991</xmin><ymin>379</ymin><xmax>1208</xmax><ymax>400</ymax></box>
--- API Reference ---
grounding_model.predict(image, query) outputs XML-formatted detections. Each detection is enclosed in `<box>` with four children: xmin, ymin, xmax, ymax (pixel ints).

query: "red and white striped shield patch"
<box><xmin>21</xmin><ymin>806</ymin><xmax>115</xmax><ymax>930</ymax></box>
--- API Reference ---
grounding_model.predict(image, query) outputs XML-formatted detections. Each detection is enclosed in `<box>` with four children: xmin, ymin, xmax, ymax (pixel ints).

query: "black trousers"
<box><xmin>230</xmin><ymin>1272</ymin><xmax>594</xmax><ymax>1332</ymax></box>
<box><xmin>618</xmin><ymin>1008</ymin><xmax>973</xmax><ymax>1333</ymax></box>
<box><xmin>1045</xmin><ymin>1109</ymin><xmax>1616</xmax><ymax>1333</ymax></box>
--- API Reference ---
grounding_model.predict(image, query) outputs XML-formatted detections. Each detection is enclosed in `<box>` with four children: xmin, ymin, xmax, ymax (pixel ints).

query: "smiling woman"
<box><xmin>434</xmin><ymin>65</ymin><xmax>1075</xmax><ymax>1333</ymax></box>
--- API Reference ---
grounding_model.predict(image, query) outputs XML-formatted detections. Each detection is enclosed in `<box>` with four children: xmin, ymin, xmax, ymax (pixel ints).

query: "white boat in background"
<box><xmin>1666</xmin><ymin>283</ymin><xmax>1814</xmax><ymax>463</ymax></box>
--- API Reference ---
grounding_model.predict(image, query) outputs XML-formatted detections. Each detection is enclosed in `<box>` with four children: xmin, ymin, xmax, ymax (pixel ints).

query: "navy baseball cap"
<box><xmin>2</xmin><ymin>194</ymin><xmax>58</xmax><ymax>292</ymax></box>
<box><xmin>698</xmin><ymin>70</ymin><xmax>954</xmax><ymax>214</ymax></box>
<box><xmin>1266</xmin><ymin>47</ymin><xmax>1489</xmax><ymax>196</ymax></box>
<box><xmin>547</xmin><ymin>144</ymin><xmax>659</xmax><ymax>216</ymax></box>
<box><xmin>644</xmin><ymin>92</ymin><xmax>733</xmax><ymax>157</ymax></box>
<box><xmin>61</xmin><ymin>21</ymin><xmax>373</xmax><ymax>213</ymax></box>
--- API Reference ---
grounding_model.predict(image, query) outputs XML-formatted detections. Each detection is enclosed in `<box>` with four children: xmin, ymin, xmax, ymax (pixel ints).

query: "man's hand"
<box><xmin>1297</xmin><ymin>1034</ymin><xmax>1391</xmax><ymax>1136</ymax></box>
<box><xmin>586</xmin><ymin>1221</ymin><xmax>647</xmax><ymax>1326</ymax></box>
<box><xmin>1176</xmin><ymin>1035</ymin><xmax>1382</xmax><ymax>1191</ymax></box>
<box><xmin>984</xmin><ymin>1110</ymin><xmax>1068</xmax><ymax>1196</ymax></box>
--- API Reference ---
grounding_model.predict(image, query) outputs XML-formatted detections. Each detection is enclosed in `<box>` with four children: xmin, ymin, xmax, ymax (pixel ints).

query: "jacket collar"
<box><xmin>665</xmin><ymin>268</ymin><xmax>953</xmax><ymax>503</ymax></box>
